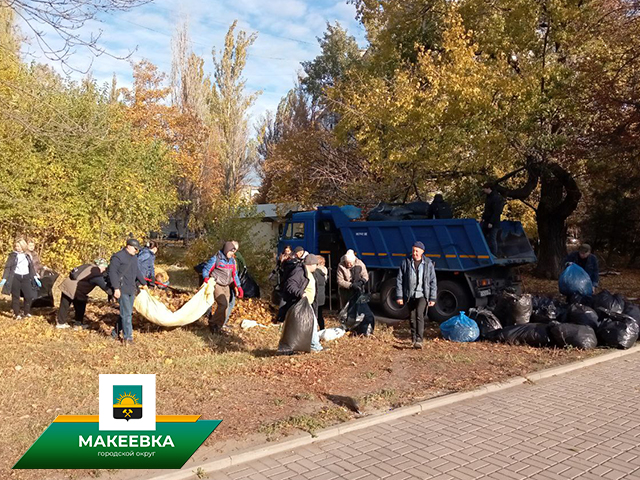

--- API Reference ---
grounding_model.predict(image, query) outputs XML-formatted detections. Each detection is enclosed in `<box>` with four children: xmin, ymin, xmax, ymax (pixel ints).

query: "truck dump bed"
<box><xmin>319</xmin><ymin>206</ymin><xmax>536</xmax><ymax>271</ymax></box>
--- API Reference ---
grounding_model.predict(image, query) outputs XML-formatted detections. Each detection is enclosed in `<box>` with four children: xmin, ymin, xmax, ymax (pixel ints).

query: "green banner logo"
<box><xmin>13</xmin><ymin>374</ymin><xmax>221</xmax><ymax>470</ymax></box>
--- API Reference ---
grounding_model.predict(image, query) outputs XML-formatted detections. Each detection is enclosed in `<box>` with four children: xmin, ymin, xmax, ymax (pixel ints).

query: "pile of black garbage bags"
<box><xmin>367</xmin><ymin>202</ymin><xmax>431</xmax><ymax>221</ymax></box>
<box><xmin>469</xmin><ymin>290</ymin><xmax>640</xmax><ymax>350</ymax></box>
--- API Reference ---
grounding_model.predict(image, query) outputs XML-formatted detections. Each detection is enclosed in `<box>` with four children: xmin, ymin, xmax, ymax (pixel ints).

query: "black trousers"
<box><xmin>57</xmin><ymin>293</ymin><xmax>87</xmax><ymax>325</ymax></box>
<box><xmin>407</xmin><ymin>297</ymin><xmax>428</xmax><ymax>343</ymax></box>
<box><xmin>11</xmin><ymin>274</ymin><xmax>35</xmax><ymax>316</ymax></box>
<box><xmin>317</xmin><ymin>305</ymin><xmax>325</xmax><ymax>330</ymax></box>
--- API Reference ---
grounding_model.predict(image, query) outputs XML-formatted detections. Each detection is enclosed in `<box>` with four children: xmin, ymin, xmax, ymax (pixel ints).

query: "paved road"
<box><xmin>213</xmin><ymin>353</ymin><xmax>640</xmax><ymax>480</ymax></box>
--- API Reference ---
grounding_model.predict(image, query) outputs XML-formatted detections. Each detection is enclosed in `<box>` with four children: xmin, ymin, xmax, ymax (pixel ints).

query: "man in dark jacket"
<box><xmin>428</xmin><ymin>194</ymin><xmax>453</xmax><ymax>219</ymax></box>
<box><xmin>564</xmin><ymin>244</ymin><xmax>599</xmax><ymax>288</ymax></box>
<box><xmin>109</xmin><ymin>239</ymin><xmax>147</xmax><ymax>345</ymax></box>
<box><xmin>481</xmin><ymin>183</ymin><xmax>505</xmax><ymax>256</ymax></box>
<box><xmin>396</xmin><ymin>241</ymin><xmax>438</xmax><ymax>349</ymax></box>
<box><xmin>137</xmin><ymin>241</ymin><xmax>158</xmax><ymax>287</ymax></box>
<box><xmin>277</xmin><ymin>254</ymin><xmax>310</xmax><ymax>323</ymax></box>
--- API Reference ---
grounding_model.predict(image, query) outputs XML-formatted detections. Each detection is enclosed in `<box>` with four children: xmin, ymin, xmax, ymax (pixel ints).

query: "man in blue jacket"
<box><xmin>109</xmin><ymin>238</ymin><xmax>148</xmax><ymax>345</ymax></box>
<box><xmin>564</xmin><ymin>244</ymin><xmax>599</xmax><ymax>289</ymax></box>
<box><xmin>396</xmin><ymin>241</ymin><xmax>438</xmax><ymax>349</ymax></box>
<box><xmin>203</xmin><ymin>241</ymin><xmax>243</xmax><ymax>334</ymax></box>
<box><xmin>137</xmin><ymin>241</ymin><xmax>158</xmax><ymax>287</ymax></box>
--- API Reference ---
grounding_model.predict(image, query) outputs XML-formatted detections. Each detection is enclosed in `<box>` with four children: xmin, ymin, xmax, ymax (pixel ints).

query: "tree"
<box><xmin>4</xmin><ymin>0</ymin><xmax>151</xmax><ymax>72</ymax></box>
<box><xmin>209</xmin><ymin>21</ymin><xmax>260</xmax><ymax>197</ymax></box>
<box><xmin>331</xmin><ymin>0</ymin><xmax>640</xmax><ymax>277</ymax></box>
<box><xmin>170</xmin><ymin>20</ymin><xmax>220</xmax><ymax>238</ymax></box>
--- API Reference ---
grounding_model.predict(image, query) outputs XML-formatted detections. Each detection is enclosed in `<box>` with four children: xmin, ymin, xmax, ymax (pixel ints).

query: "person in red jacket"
<box><xmin>203</xmin><ymin>241</ymin><xmax>243</xmax><ymax>335</ymax></box>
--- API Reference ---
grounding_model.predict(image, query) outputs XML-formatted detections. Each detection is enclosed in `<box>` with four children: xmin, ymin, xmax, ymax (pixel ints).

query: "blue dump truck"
<box><xmin>277</xmin><ymin>205</ymin><xmax>536</xmax><ymax>322</ymax></box>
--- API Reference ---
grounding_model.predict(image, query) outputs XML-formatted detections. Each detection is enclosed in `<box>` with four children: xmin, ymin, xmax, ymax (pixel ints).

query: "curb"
<box><xmin>148</xmin><ymin>345</ymin><xmax>640</xmax><ymax>480</ymax></box>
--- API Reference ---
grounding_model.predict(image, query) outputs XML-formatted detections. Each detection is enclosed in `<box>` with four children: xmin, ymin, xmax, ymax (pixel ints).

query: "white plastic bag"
<box><xmin>319</xmin><ymin>327</ymin><xmax>346</xmax><ymax>342</ymax></box>
<box><xmin>133</xmin><ymin>281</ymin><xmax>215</xmax><ymax>327</ymax></box>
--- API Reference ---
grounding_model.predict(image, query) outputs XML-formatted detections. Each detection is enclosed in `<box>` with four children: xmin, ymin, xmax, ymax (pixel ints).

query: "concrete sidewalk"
<box><xmin>209</xmin><ymin>352</ymin><xmax>640</xmax><ymax>480</ymax></box>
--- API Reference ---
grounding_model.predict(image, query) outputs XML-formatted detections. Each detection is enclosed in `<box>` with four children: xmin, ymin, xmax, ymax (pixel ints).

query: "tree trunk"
<box><xmin>534</xmin><ymin>166</ymin><xmax>577</xmax><ymax>278</ymax></box>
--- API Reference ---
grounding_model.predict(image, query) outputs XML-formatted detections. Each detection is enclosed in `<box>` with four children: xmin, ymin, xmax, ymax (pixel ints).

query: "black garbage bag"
<box><xmin>623</xmin><ymin>303</ymin><xmax>640</xmax><ymax>329</ymax></box>
<box><xmin>493</xmin><ymin>292</ymin><xmax>533</xmax><ymax>326</ymax></box>
<box><xmin>531</xmin><ymin>296</ymin><xmax>559</xmax><ymax>323</ymax></box>
<box><xmin>485</xmin><ymin>324</ymin><xmax>553</xmax><ymax>347</ymax></box>
<box><xmin>565</xmin><ymin>304</ymin><xmax>600</xmax><ymax>331</ymax></box>
<box><xmin>340</xmin><ymin>292</ymin><xmax>374</xmax><ymax>332</ymax></box>
<box><xmin>367</xmin><ymin>211</ymin><xmax>393</xmax><ymax>221</ymax></box>
<box><xmin>592</xmin><ymin>290</ymin><xmax>624</xmax><ymax>314</ymax></box>
<box><xmin>468</xmin><ymin>308</ymin><xmax>502</xmax><ymax>339</ymax></box>
<box><xmin>31</xmin><ymin>271</ymin><xmax>59</xmax><ymax>308</ymax></box>
<box><xmin>369</xmin><ymin>202</ymin><xmax>393</xmax><ymax>215</ymax></box>
<box><xmin>390</xmin><ymin>206</ymin><xmax>413</xmax><ymax>218</ymax></box>
<box><xmin>278</xmin><ymin>297</ymin><xmax>315</xmax><ymax>353</ymax></box>
<box><xmin>568</xmin><ymin>293</ymin><xmax>594</xmax><ymax>308</ymax></box>
<box><xmin>549</xmin><ymin>322</ymin><xmax>597</xmax><ymax>350</ymax></box>
<box><xmin>408</xmin><ymin>214</ymin><xmax>430</xmax><ymax>220</ymax></box>
<box><xmin>239</xmin><ymin>269</ymin><xmax>260</xmax><ymax>299</ymax></box>
<box><xmin>596</xmin><ymin>313</ymin><xmax>639</xmax><ymax>349</ymax></box>
<box><xmin>406</xmin><ymin>201</ymin><xmax>430</xmax><ymax>215</ymax></box>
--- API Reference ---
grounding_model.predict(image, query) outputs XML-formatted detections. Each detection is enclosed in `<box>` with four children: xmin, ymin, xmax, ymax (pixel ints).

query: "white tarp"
<box><xmin>133</xmin><ymin>281</ymin><xmax>216</xmax><ymax>327</ymax></box>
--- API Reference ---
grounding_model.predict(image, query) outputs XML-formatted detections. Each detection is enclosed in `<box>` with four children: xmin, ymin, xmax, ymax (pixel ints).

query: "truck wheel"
<box><xmin>429</xmin><ymin>280</ymin><xmax>472</xmax><ymax>324</ymax></box>
<box><xmin>380</xmin><ymin>278</ymin><xmax>409</xmax><ymax>319</ymax></box>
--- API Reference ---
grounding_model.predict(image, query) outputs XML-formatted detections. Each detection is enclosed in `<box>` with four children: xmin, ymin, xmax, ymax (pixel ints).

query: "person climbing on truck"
<box><xmin>427</xmin><ymin>194</ymin><xmax>453</xmax><ymax>219</ymax></box>
<box><xmin>396</xmin><ymin>242</ymin><xmax>438</xmax><ymax>349</ymax></box>
<box><xmin>481</xmin><ymin>183</ymin><xmax>505</xmax><ymax>256</ymax></box>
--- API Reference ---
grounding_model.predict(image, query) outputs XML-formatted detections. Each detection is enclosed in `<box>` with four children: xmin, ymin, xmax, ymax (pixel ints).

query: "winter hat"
<box><xmin>344</xmin><ymin>249</ymin><xmax>356</xmax><ymax>264</ymax></box>
<box><xmin>126</xmin><ymin>238</ymin><xmax>141</xmax><ymax>250</ymax></box>
<box><xmin>579</xmin><ymin>244</ymin><xmax>592</xmax><ymax>255</ymax></box>
<box><xmin>223</xmin><ymin>241</ymin><xmax>236</xmax><ymax>255</ymax></box>
<box><xmin>304</xmin><ymin>254</ymin><xmax>318</xmax><ymax>266</ymax></box>
<box><xmin>413</xmin><ymin>241</ymin><xmax>426</xmax><ymax>252</ymax></box>
<box><xmin>94</xmin><ymin>258</ymin><xmax>108</xmax><ymax>268</ymax></box>
<box><xmin>293</xmin><ymin>246</ymin><xmax>304</xmax><ymax>254</ymax></box>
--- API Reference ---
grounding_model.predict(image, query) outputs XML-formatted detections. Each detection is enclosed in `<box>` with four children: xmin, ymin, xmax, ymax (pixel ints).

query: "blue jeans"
<box><xmin>310</xmin><ymin>317</ymin><xmax>322</xmax><ymax>352</ymax></box>
<box><xmin>485</xmin><ymin>225</ymin><xmax>499</xmax><ymax>256</ymax></box>
<box><xmin>112</xmin><ymin>293</ymin><xmax>135</xmax><ymax>341</ymax></box>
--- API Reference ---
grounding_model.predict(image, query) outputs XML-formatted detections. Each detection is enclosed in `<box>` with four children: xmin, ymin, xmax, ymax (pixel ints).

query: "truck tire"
<box><xmin>380</xmin><ymin>277</ymin><xmax>409</xmax><ymax>319</ymax></box>
<box><xmin>429</xmin><ymin>280</ymin><xmax>472</xmax><ymax>324</ymax></box>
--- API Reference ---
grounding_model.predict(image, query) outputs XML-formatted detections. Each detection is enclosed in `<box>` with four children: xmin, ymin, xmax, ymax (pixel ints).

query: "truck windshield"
<box><xmin>284</xmin><ymin>222</ymin><xmax>305</xmax><ymax>239</ymax></box>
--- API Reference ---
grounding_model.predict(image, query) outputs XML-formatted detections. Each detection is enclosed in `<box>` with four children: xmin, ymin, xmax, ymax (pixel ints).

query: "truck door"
<box><xmin>279</xmin><ymin>220</ymin><xmax>309</xmax><ymax>254</ymax></box>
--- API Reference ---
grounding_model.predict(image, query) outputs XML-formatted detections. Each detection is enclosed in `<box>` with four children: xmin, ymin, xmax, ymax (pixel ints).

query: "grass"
<box><xmin>2</xmin><ymin>264</ymin><xmax>638</xmax><ymax>480</ymax></box>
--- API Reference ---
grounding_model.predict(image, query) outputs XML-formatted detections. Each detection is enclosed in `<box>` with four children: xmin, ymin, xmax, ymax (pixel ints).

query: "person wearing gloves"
<box><xmin>108</xmin><ymin>238</ymin><xmax>148</xmax><ymax>345</ymax></box>
<box><xmin>222</xmin><ymin>240</ymin><xmax>242</xmax><ymax>331</ymax></box>
<box><xmin>202</xmin><ymin>241</ymin><xmax>242</xmax><ymax>335</ymax></box>
<box><xmin>56</xmin><ymin>258</ymin><xmax>110</xmax><ymax>329</ymax></box>
<box><xmin>337</xmin><ymin>249</ymin><xmax>369</xmax><ymax>308</ymax></box>
<box><xmin>396</xmin><ymin>241</ymin><xmax>438</xmax><ymax>349</ymax></box>
<box><xmin>137</xmin><ymin>241</ymin><xmax>158</xmax><ymax>287</ymax></box>
<box><xmin>1</xmin><ymin>239</ymin><xmax>40</xmax><ymax>319</ymax></box>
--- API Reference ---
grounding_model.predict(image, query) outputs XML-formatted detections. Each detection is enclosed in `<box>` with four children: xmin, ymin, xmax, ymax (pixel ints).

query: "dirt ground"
<box><xmin>1</xmin><ymin>266</ymin><xmax>638</xmax><ymax>480</ymax></box>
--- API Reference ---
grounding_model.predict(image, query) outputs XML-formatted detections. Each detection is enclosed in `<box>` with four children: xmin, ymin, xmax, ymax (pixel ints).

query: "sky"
<box><xmin>18</xmin><ymin>0</ymin><xmax>367</xmax><ymax>122</ymax></box>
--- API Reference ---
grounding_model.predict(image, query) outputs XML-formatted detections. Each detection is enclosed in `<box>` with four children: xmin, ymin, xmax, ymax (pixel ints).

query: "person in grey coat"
<box><xmin>396</xmin><ymin>241</ymin><xmax>438</xmax><ymax>349</ymax></box>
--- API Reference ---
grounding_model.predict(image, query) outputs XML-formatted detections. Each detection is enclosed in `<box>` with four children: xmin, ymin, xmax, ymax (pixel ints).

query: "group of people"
<box><xmin>272</xmin><ymin>240</ymin><xmax>440</xmax><ymax>352</ymax></box>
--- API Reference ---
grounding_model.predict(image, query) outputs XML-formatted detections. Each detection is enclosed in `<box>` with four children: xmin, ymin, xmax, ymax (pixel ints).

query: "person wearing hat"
<box><xmin>56</xmin><ymin>258</ymin><xmax>110</xmax><ymax>329</ymax></box>
<box><xmin>108</xmin><ymin>239</ymin><xmax>148</xmax><ymax>344</ymax></box>
<box><xmin>337</xmin><ymin>249</ymin><xmax>369</xmax><ymax>309</ymax></box>
<box><xmin>481</xmin><ymin>183</ymin><xmax>505</xmax><ymax>256</ymax></box>
<box><xmin>396</xmin><ymin>241</ymin><xmax>438</xmax><ymax>349</ymax></box>
<box><xmin>202</xmin><ymin>241</ymin><xmax>243</xmax><ymax>334</ymax></box>
<box><xmin>564</xmin><ymin>244</ymin><xmax>599</xmax><ymax>289</ymax></box>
